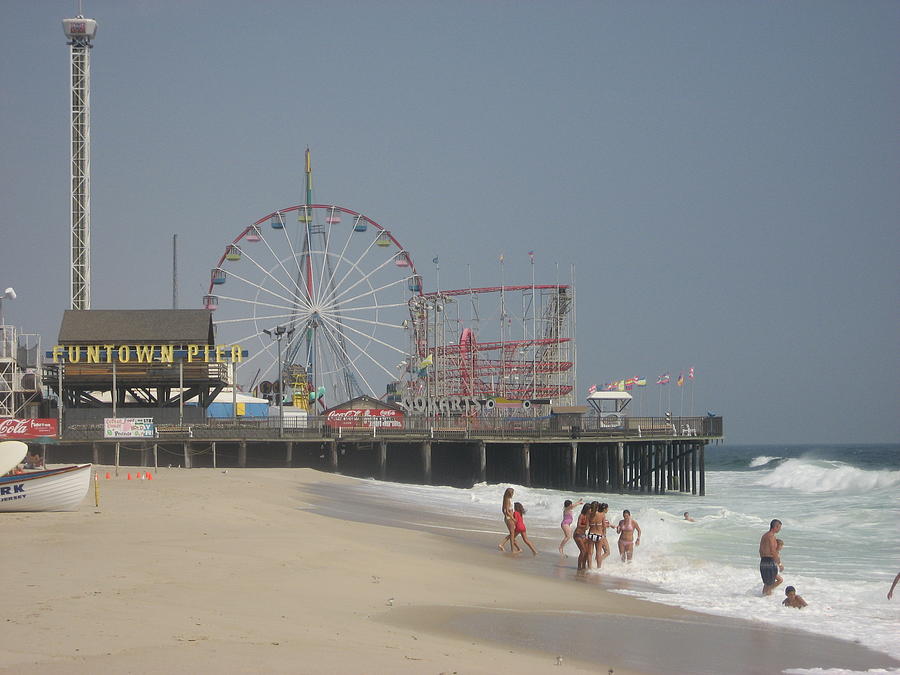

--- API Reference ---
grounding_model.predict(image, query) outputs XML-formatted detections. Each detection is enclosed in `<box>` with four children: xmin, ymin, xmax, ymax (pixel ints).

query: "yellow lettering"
<box><xmin>203</xmin><ymin>345</ymin><xmax>212</xmax><ymax>362</ymax></box>
<box><xmin>67</xmin><ymin>346</ymin><xmax>81</xmax><ymax>363</ymax></box>
<box><xmin>136</xmin><ymin>344</ymin><xmax>154</xmax><ymax>363</ymax></box>
<box><xmin>86</xmin><ymin>345</ymin><xmax>100</xmax><ymax>363</ymax></box>
<box><xmin>52</xmin><ymin>345</ymin><xmax>63</xmax><ymax>363</ymax></box>
<box><xmin>103</xmin><ymin>345</ymin><xmax>114</xmax><ymax>363</ymax></box>
<box><xmin>118</xmin><ymin>346</ymin><xmax>131</xmax><ymax>363</ymax></box>
<box><xmin>231</xmin><ymin>345</ymin><xmax>242</xmax><ymax>362</ymax></box>
<box><xmin>187</xmin><ymin>345</ymin><xmax>200</xmax><ymax>362</ymax></box>
<box><xmin>159</xmin><ymin>345</ymin><xmax>174</xmax><ymax>363</ymax></box>
<box><xmin>215</xmin><ymin>345</ymin><xmax>226</xmax><ymax>362</ymax></box>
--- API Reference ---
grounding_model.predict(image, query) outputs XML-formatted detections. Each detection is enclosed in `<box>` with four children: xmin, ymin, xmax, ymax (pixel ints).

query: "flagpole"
<box><xmin>499</xmin><ymin>253</ymin><xmax>505</xmax><ymax>398</ymax></box>
<box><xmin>530</xmin><ymin>251</ymin><xmax>536</xmax><ymax>401</ymax></box>
<box><xmin>658</xmin><ymin>379</ymin><xmax>662</xmax><ymax>417</ymax></box>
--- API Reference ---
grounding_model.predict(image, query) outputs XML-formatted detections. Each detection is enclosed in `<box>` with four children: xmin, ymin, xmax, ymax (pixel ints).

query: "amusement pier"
<box><xmin>1</xmin><ymin>13</ymin><xmax>723</xmax><ymax>493</ymax></box>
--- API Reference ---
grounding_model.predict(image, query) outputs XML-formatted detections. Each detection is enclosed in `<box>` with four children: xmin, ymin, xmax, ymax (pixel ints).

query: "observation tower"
<box><xmin>63</xmin><ymin>14</ymin><xmax>98</xmax><ymax>310</ymax></box>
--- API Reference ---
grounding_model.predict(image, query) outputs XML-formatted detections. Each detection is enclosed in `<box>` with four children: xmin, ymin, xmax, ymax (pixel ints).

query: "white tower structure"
<box><xmin>63</xmin><ymin>15</ymin><xmax>98</xmax><ymax>310</ymax></box>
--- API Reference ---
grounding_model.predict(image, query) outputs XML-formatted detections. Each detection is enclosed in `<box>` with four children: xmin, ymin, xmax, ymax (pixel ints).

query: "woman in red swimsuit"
<box><xmin>512</xmin><ymin>502</ymin><xmax>538</xmax><ymax>556</ymax></box>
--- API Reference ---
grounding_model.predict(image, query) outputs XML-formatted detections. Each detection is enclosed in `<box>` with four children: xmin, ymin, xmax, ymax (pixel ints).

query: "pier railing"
<box><xmin>59</xmin><ymin>414</ymin><xmax>722</xmax><ymax>441</ymax></box>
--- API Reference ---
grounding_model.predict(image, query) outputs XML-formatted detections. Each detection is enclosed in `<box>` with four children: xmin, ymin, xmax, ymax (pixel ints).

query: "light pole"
<box><xmin>0</xmin><ymin>287</ymin><xmax>16</xmax><ymax>326</ymax></box>
<box><xmin>264</xmin><ymin>325</ymin><xmax>294</xmax><ymax>437</ymax></box>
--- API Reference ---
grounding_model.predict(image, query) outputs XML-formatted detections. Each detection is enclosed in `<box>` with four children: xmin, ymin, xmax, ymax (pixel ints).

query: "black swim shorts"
<box><xmin>760</xmin><ymin>556</ymin><xmax>778</xmax><ymax>585</ymax></box>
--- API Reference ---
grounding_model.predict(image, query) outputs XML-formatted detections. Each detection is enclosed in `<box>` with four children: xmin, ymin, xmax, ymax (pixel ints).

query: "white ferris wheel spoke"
<box><xmin>214</xmin><ymin>293</ymin><xmax>304</xmax><ymax>314</ymax></box>
<box><xmin>317</xmin><ymin>320</ymin><xmax>378</xmax><ymax>397</ymax></box>
<box><xmin>336</xmin><ymin>301</ymin><xmax>410</xmax><ymax>312</ymax></box>
<box><xmin>316</xmin><ymin>310</ymin><xmax>408</xmax><ymax>356</ymax></box>
<box><xmin>316</xmin><ymin>312</ymin><xmax>400</xmax><ymax>382</ymax></box>
<box><xmin>277</xmin><ymin>212</ymin><xmax>314</xmax><ymax>305</ymax></box>
<box><xmin>217</xmin><ymin>268</ymin><xmax>310</xmax><ymax>311</ymax></box>
<box><xmin>237</xmin><ymin>246</ymin><xmax>310</xmax><ymax>311</ymax></box>
<box><xmin>257</xmin><ymin>224</ymin><xmax>312</xmax><ymax>307</ymax></box>
<box><xmin>331</xmin><ymin>275</ymin><xmax>408</xmax><ymax>310</ymax></box>
<box><xmin>214</xmin><ymin>311</ymin><xmax>303</xmax><ymax>326</ymax></box>
<box><xmin>320</xmin><ymin>233</ymin><xmax>381</xmax><ymax>308</ymax></box>
<box><xmin>324</xmin><ymin>254</ymin><xmax>399</xmax><ymax>308</ymax></box>
<box><xmin>316</xmin><ymin>215</ymin><xmax>357</xmax><ymax>309</ymax></box>
<box><xmin>321</xmin><ymin>313</ymin><xmax>404</xmax><ymax>331</ymax></box>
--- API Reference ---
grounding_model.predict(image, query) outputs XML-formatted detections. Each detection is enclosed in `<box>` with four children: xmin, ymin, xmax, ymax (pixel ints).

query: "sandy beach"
<box><xmin>2</xmin><ymin>466</ymin><xmax>896</xmax><ymax>674</ymax></box>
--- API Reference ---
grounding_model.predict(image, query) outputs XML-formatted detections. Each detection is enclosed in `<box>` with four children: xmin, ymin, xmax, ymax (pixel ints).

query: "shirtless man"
<box><xmin>759</xmin><ymin>519</ymin><xmax>784</xmax><ymax>596</ymax></box>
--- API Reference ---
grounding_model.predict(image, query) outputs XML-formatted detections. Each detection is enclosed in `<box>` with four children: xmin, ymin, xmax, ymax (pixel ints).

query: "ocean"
<box><xmin>347</xmin><ymin>443</ymin><xmax>900</xmax><ymax>671</ymax></box>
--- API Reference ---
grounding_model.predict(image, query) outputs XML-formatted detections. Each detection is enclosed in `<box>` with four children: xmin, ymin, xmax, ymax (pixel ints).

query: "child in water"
<box><xmin>783</xmin><ymin>586</ymin><xmax>807</xmax><ymax>608</ymax></box>
<box><xmin>512</xmin><ymin>502</ymin><xmax>538</xmax><ymax>556</ymax></box>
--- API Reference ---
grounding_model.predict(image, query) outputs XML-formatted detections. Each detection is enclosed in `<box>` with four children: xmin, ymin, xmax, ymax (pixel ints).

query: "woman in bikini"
<box><xmin>616</xmin><ymin>509</ymin><xmax>642</xmax><ymax>562</ymax></box>
<box><xmin>587</xmin><ymin>502</ymin><xmax>611</xmax><ymax>569</ymax></box>
<box><xmin>573</xmin><ymin>503</ymin><xmax>592</xmax><ymax>570</ymax></box>
<box><xmin>558</xmin><ymin>498</ymin><xmax>583</xmax><ymax>556</ymax></box>
<box><xmin>498</xmin><ymin>487</ymin><xmax>521</xmax><ymax>553</ymax></box>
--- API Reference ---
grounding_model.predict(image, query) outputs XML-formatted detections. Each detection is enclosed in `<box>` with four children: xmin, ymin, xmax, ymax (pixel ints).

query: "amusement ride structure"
<box><xmin>205</xmin><ymin>152</ymin><xmax>574</xmax><ymax>413</ymax></box>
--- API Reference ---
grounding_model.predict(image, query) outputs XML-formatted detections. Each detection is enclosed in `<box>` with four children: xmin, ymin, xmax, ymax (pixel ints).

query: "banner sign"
<box><xmin>0</xmin><ymin>418</ymin><xmax>58</xmax><ymax>439</ymax></box>
<box><xmin>49</xmin><ymin>344</ymin><xmax>247</xmax><ymax>364</ymax></box>
<box><xmin>325</xmin><ymin>409</ymin><xmax>404</xmax><ymax>429</ymax></box>
<box><xmin>104</xmin><ymin>417</ymin><xmax>156</xmax><ymax>438</ymax></box>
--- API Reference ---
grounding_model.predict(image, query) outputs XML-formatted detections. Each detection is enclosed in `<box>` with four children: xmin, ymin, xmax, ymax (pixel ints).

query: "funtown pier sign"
<box><xmin>48</xmin><ymin>344</ymin><xmax>247</xmax><ymax>364</ymax></box>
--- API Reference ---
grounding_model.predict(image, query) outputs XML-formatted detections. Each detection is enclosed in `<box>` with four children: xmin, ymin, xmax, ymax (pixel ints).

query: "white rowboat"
<box><xmin>0</xmin><ymin>464</ymin><xmax>92</xmax><ymax>512</ymax></box>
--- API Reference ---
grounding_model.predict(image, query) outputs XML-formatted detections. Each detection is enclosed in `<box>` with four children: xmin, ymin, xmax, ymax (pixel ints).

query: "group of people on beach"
<box><xmin>497</xmin><ymin>488</ymin><xmax>641</xmax><ymax>571</ymax></box>
<box><xmin>563</xmin><ymin>499</ymin><xmax>641</xmax><ymax>571</ymax></box>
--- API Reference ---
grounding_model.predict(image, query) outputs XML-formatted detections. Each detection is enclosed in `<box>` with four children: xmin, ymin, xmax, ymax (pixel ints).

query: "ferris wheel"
<box><xmin>204</xmin><ymin>204</ymin><xmax>422</xmax><ymax>407</ymax></box>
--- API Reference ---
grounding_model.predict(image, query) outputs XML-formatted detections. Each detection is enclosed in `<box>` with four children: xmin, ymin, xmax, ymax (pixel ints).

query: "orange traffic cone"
<box><xmin>105</xmin><ymin>472</ymin><xmax>111</xmax><ymax>480</ymax></box>
<box><xmin>146</xmin><ymin>472</ymin><xmax>153</xmax><ymax>481</ymax></box>
<box><xmin>127</xmin><ymin>472</ymin><xmax>132</xmax><ymax>480</ymax></box>
<box><xmin>136</xmin><ymin>472</ymin><xmax>143</xmax><ymax>480</ymax></box>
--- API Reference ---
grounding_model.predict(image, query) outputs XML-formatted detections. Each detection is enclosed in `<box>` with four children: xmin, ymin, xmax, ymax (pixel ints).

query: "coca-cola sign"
<box><xmin>0</xmin><ymin>418</ymin><xmax>59</xmax><ymax>439</ymax></box>
<box><xmin>325</xmin><ymin>408</ymin><xmax>404</xmax><ymax>429</ymax></box>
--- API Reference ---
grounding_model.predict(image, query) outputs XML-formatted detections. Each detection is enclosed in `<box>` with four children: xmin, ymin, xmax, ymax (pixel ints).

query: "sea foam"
<box><xmin>754</xmin><ymin>458</ymin><xmax>900</xmax><ymax>494</ymax></box>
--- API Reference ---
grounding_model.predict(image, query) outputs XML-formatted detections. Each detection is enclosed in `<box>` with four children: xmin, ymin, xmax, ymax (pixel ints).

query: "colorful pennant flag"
<box><xmin>677</xmin><ymin>372</ymin><xmax>685</xmax><ymax>386</ymax></box>
<box><xmin>657</xmin><ymin>373</ymin><xmax>670</xmax><ymax>385</ymax></box>
<box><xmin>688</xmin><ymin>367</ymin><xmax>695</xmax><ymax>380</ymax></box>
<box><xmin>635</xmin><ymin>378</ymin><xmax>647</xmax><ymax>387</ymax></box>
<box><xmin>588</xmin><ymin>384</ymin><xmax>597</xmax><ymax>394</ymax></box>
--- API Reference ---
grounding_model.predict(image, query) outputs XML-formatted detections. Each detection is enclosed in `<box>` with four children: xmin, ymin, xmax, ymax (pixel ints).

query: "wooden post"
<box><xmin>153</xmin><ymin>443</ymin><xmax>158</xmax><ymax>472</ymax></box>
<box><xmin>616</xmin><ymin>442</ymin><xmax>624</xmax><ymax>493</ymax></box>
<box><xmin>212</xmin><ymin>441</ymin><xmax>217</xmax><ymax>469</ymax></box>
<box><xmin>598</xmin><ymin>445</ymin><xmax>607</xmax><ymax>491</ymax></box>
<box><xmin>569</xmin><ymin>442</ymin><xmax>578</xmax><ymax>490</ymax></box>
<box><xmin>691</xmin><ymin>442</ymin><xmax>698</xmax><ymax>495</ymax></box>
<box><xmin>238</xmin><ymin>440</ymin><xmax>247</xmax><ymax>468</ymax></box>
<box><xmin>699</xmin><ymin>443</ymin><xmax>706</xmax><ymax>496</ymax></box>
<box><xmin>476</xmin><ymin>441</ymin><xmax>486</xmax><ymax>484</ymax></box>
<box><xmin>378</xmin><ymin>441</ymin><xmax>388</xmax><ymax>480</ymax></box>
<box><xmin>183</xmin><ymin>441</ymin><xmax>192</xmax><ymax>469</ymax></box>
<box><xmin>521</xmin><ymin>443</ymin><xmax>531</xmax><ymax>487</ymax></box>
<box><xmin>286</xmin><ymin>441</ymin><xmax>293</xmax><ymax>467</ymax></box>
<box><xmin>421</xmin><ymin>441</ymin><xmax>432</xmax><ymax>484</ymax></box>
<box><xmin>328</xmin><ymin>441</ymin><xmax>338</xmax><ymax>472</ymax></box>
<box><xmin>114</xmin><ymin>442</ymin><xmax>120</xmax><ymax>476</ymax></box>
<box><xmin>92</xmin><ymin>442</ymin><xmax>100</xmax><ymax>465</ymax></box>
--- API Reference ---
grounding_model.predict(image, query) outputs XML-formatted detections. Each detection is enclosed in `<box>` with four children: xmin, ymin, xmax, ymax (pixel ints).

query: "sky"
<box><xmin>1</xmin><ymin>1</ymin><xmax>897</xmax><ymax>444</ymax></box>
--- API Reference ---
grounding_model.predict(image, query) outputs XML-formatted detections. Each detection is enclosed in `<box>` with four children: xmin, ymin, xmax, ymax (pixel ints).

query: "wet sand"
<box><xmin>1</xmin><ymin>467</ymin><xmax>896</xmax><ymax>674</ymax></box>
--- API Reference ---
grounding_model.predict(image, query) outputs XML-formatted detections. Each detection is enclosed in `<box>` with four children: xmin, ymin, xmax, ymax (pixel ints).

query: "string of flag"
<box><xmin>588</xmin><ymin>367</ymin><xmax>695</xmax><ymax>393</ymax></box>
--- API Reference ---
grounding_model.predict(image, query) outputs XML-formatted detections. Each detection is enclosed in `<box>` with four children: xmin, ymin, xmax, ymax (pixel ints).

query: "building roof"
<box><xmin>322</xmin><ymin>395</ymin><xmax>403</xmax><ymax>414</ymax></box>
<box><xmin>551</xmin><ymin>406</ymin><xmax>587</xmax><ymax>415</ymax></box>
<box><xmin>58</xmin><ymin>310</ymin><xmax>214</xmax><ymax>345</ymax></box>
